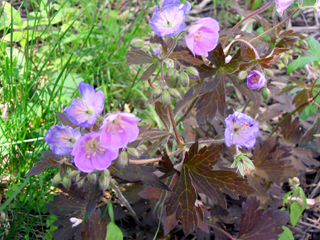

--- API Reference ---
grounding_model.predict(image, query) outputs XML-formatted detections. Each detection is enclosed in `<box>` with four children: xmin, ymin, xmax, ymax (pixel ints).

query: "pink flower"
<box><xmin>71</xmin><ymin>132</ymin><xmax>118</xmax><ymax>173</ymax></box>
<box><xmin>247</xmin><ymin>70</ymin><xmax>266</xmax><ymax>89</ymax></box>
<box><xmin>185</xmin><ymin>17</ymin><xmax>220</xmax><ymax>57</ymax></box>
<box><xmin>316</xmin><ymin>0</ymin><xmax>320</xmax><ymax>17</ymax></box>
<box><xmin>275</xmin><ymin>0</ymin><xmax>292</xmax><ymax>17</ymax></box>
<box><xmin>100</xmin><ymin>113</ymin><xmax>140</xmax><ymax>149</ymax></box>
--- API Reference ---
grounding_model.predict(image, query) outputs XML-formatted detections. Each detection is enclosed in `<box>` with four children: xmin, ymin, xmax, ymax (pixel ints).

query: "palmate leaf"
<box><xmin>25</xmin><ymin>153</ymin><xmax>60</xmax><ymax>177</ymax></box>
<box><xmin>166</xmin><ymin>142</ymin><xmax>254</xmax><ymax>236</ymax></box>
<box><xmin>81</xmin><ymin>209</ymin><xmax>108</xmax><ymax>240</ymax></box>
<box><xmin>251</xmin><ymin>137</ymin><xmax>297</xmax><ymax>183</ymax></box>
<box><xmin>195</xmin><ymin>73</ymin><xmax>226</xmax><ymax>125</ymax></box>
<box><xmin>84</xmin><ymin>181</ymin><xmax>103</xmax><ymax>217</ymax></box>
<box><xmin>155</xmin><ymin>101</ymin><xmax>171</xmax><ymax>131</ymax></box>
<box><xmin>237</xmin><ymin>196</ymin><xmax>289</xmax><ymax>240</ymax></box>
<box><xmin>126</xmin><ymin>49</ymin><xmax>155</xmax><ymax>65</ymax></box>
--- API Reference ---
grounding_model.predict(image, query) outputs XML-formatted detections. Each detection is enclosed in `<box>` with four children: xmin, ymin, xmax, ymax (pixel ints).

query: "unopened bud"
<box><xmin>165</xmin><ymin>69</ymin><xmax>175</xmax><ymax>78</ymax></box>
<box><xmin>127</xmin><ymin>148</ymin><xmax>140</xmax><ymax>158</ymax></box>
<box><xmin>130</xmin><ymin>38</ymin><xmax>144</xmax><ymax>49</ymax></box>
<box><xmin>165</xmin><ymin>70</ymin><xmax>179</xmax><ymax>87</ymax></box>
<box><xmin>168</xmin><ymin>88</ymin><xmax>181</xmax><ymax>99</ymax></box>
<box><xmin>152</xmin><ymin>88</ymin><xmax>162</xmax><ymax>99</ymax></box>
<box><xmin>52</xmin><ymin>173</ymin><xmax>62</xmax><ymax>185</ymax></box>
<box><xmin>264</xmin><ymin>69</ymin><xmax>274</xmax><ymax>77</ymax></box>
<box><xmin>87</xmin><ymin>173</ymin><xmax>97</xmax><ymax>183</ymax></box>
<box><xmin>118</xmin><ymin>151</ymin><xmax>129</xmax><ymax>168</ymax></box>
<box><xmin>150</xmin><ymin>43</ymin><xmax>162</xmax><ymax>55</ymax></box>
<box><xmin>262</xmin><ymin>88</ymin><xmax>270</xmax><ymax>101</ymax></box>
<box><xmin>161</xmin><ymin>90</ymin><xmax>172</xmax><ymax>105</ymax></box>
<box><xmin>292</xmin><ymin>177</ymin><xmax>300</xmax><ymax>185</ymax></box>
<box><xmin>68</xmin><ymin>170</ymin><xmax>79</xmax><ymax>179</ymax></box>
<box><xmin>102</xmin><ymin>169</ymin><xmax>110</xmax><ymax>178</ymax></box>
<box><xmin>62</xmin><ymin>175</ymin><xmax>71</xmax><ymax>189</ymax></box>
<box><xmin>99</xmin><ymin>175</ymin><xmax>110</xmax><ymax>191</ymax></box>
<box><xmin>185</xmin><ymin>67</ymin><xmax>199</xmax><ymax>78</ymax></box>
<box><xmin>76</xmin><ymin>175</ymin><xmax>86</xmax><ymax>187</ymax></box>
<box><xmin>179</xmin><ymin>72</ymin><xmax>189</xmax><ymax>88</ymax></box>
<box><xmin>238</xmin><ymin>71</ymin><xmax>248</xmax><ymax>80</ymax></box>
<box><xmin>283</xmin><ymin>56</ymin><xmax>289</xmax><ymax>65</ymax></box>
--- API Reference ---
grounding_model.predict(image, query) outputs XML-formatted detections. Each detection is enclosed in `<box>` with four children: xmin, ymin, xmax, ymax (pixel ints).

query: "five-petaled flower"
<box><xmin>185</xmin><ymin>17</ymin><xmax>220</xmax><ymax>57</ymax></box>
<box><xmin>71</xmin><ymin>132</ymin><xmax>118</xmax><ymax>173</ymax></box>
<box><xmin>45</xmin><ymin>125</ymin><xmax>81</xmax><ymax>155</ymax></box>
<box><xmin>64</xmin><ymin>82</ymin><xmax>104</xmax><ymax>128</ymax></box>
<box><xmin>247</xmin><ymin>70</ymin><xmax>266</xmax><ymax>89</ymax></box>
<box><xmin>224</xmin><ymin>111</ymin><xmax>259</xmax><ymax>149</ymax></box>
<box><xmin>149</xmin><ymin>0</ymin><xmax>191</xmax><ymax>37</ymax></box>
<box><xmin>275</xmin><ymin>0</ymin><xmax>292</xmax><ymax>17</ymax></box>
<box><xmin>100</xmin><ymin>113</ymin><xmax>141</xmax><ymax>149</ymax></box>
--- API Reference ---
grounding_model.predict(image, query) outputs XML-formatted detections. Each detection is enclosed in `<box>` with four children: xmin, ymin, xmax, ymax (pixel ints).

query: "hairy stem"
<box><xmin>222</xmin><ymin>0</ymin><xmax>273</xmax><ymax>48</ymax></box>
<box><xmin>168</xmin><ymin>104</ymin><xmax>183</xmax><ymax>146</ymax></box>
<box><xmin>129</xmin><ymin>147</ymin><xmax>185</xmax><ymax>164</ymax></box>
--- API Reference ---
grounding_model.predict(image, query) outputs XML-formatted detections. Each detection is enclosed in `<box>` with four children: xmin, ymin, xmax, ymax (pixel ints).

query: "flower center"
<box><xmin>61</xmin><ymin>136</ymin><xmax>76</xmax><ymax>144</ymax></box>
<box><xmin>194</xmin><ymin>30</ymin><xmax>204</xmax><ymax>43</ymax></box>
<box><xmin>234</xmin><ymin>123</ymin><xmax>249</xmax><ymax>133</ymax></box>
<box><xmin>85</xmin><ymin>139</ymin><xmax>105</xmax><ymax>158</ymax></box>
<box><xmin>250</xmin><ymin>74</ymin><xmax>260</xmax><ymax>84</ymax></box>
<box><xmin>159</xmin><ymin>11</ymin><xmax>174</xmax><ymax>28</ymax></box>
<box><xmin>105</xmin><ymin>117</ymin><xmax>126</xmax><ymax>134</ymax></box>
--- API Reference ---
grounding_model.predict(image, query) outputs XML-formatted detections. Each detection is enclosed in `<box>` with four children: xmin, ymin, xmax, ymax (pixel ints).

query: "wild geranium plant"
<box><xmin>26</xmin><ymin>0</ymin><xmax>320</xmax><ymax>239</ymax></box>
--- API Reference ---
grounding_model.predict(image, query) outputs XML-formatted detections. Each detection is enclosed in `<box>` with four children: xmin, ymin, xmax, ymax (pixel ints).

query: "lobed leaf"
<box><xmin>126</xmin><ymin>49</ymin><xmax>155</xmax><ymax>65</ymax></box>
<box><xmin>84</xmin><ymin>181</ymin><xmax>103</xmax><ymax>217</ymax></box>
<box><xmin>237</xmin><ymin>196</ymin><xmax>289</xmax><ymax>240</ymax></box>
<box><xmin>25</xmin><ymin>156</ymin><xmax>59</xmax><ymax>177</ymax></box>
<box><xmin>139</xmin><ymin>62</ymin><xmax>159</xmax><ymax>81</ymax></box>
<box><xmin>81</xmin><ymin>209</ymin><xmax>108</xmax><ymax>240</ymax></box>
<box><xmin>155</xmin><ymin>101</ymin><xmax>171</xmax><ymax>131</ymax></box>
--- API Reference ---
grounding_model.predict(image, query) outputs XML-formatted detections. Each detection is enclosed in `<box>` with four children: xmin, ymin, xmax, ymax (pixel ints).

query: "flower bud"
<box><xmin>185</xmin><ymin>67</ymin><xmax>199</xmax><ymax>78</ymax></box>
<box><xmin>264</xmin><ymin>69</ymin><xmax>274</xmax><ymax>77</ymax></box>
<box><xmin>179</xmin><ymin>72</ymin><xmax>189</xmax><ymax>88</ymax></box>
<box><xmin>127</xmin><ymin>148</ymin><xmax>140</xmax><ymax>158</ymax></box>
<box><xmin>283</xmin><ymin>56</ymin><xmax>289</xmax><ymax>65</ymax></box>
<box><xmin>150</xmin><ymin>43</ymin><xmax>162</xmax><ymax>55</ymax></box>
<box><xmin>52</xmin><ymin>173</ymin><xmax>62</xmax><ymax>185</ymax></box>
<box><xmin>238</xmin><ymin>71</ymin><xmax>248</xmax><ymax>80</ymax></box>
<box><xmin>165</xmin><ymin>70</ymin><xmax>179</xmax><ymax>87</ymax></box>
<box><xmin>87</xmin><ymin>173</ymin><xmax>97</xmax><ymax>183</ymax></box>
<box><xmin>166</xmin><ymin>69</ymin><xmax>175</xmax><ymax>78</ymax></box>
<box><xmin>62</xmin><ymin>175</ymin><xmax>71</xmax><ymax>189</ymax></box>
<box><xmin>152</xmin><ymin>88</ymin><xmax>162</xmax><ymax>99</ymax></box>
<box><xmin>76</xmin><ymin>174</ymin><xmax>86</xmax><ymax>187</ymax></box>
<box><xmin>168</xmin><ymin>88</ymin><xmax>181</xmax><ymax>99</ymax></box>
<box><xmin>130</xmin><ymin>38</ymin><xmax>144</xmax><ymax>49</ymax></box>
<box><xmin>262</xmin><ymin>88</ymin><xmax>271</xmax><ymax>101</ymax></box>
<box><xmin>117</xmin><ymin>151</ymin><xmax>129</xmax><ymax>168</ymax></box>
<box><xmin>102</xmin><ymin>169</ymin><xmax>110</xmax><ymax>178</ymax></box>
<box><xmin>68</xmin><ymin>170</ymin><xmax>79</xmax><ymax>179</ymax></box>
<box><xmin>99</xmin><ymin>175</ymin><xmax>110</xmax><ymax>192</ymax></box>
<box><xmin>292</xmin><ymin>177</ymin><xmax>300</xmax><ymax>185</ymax></box>
<box><xmin>161</xmin><ymin>90</ymin><xmax>172</xmax><ymax>105</ymax></box>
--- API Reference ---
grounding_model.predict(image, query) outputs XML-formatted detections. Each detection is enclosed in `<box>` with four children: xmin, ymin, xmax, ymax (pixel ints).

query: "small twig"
<box><xmin>242</xmin><ymin>100</ymin><xmax>251</xmax><ymax>113</ymax></box>
<box><xmin>183</xmin><ymin>138</ymin><xmax>225</xmax><ymax>147</ymax></box>
<box><xmin>129</xmin><ymin>147</ymin><xmax>185</xmax><ymax>164</ymax></box>
<box><xmin>168</xmin><ymin>105</ymin><xmax>183</xmax><ymax>146</ymax></box>
<box><xmin>148</xmin><ymin>78</ymin><xmax>156</xmax><ymax>89</ymax></box>
<box><xmin>222</xmin><ymin>0</ymin><xmax>273</xmax><ymax>48</ymax></box>
<box><xmin>209</xmin><ymin>224</ymin><xmax>235</xmax><ymax>240</ymax></box>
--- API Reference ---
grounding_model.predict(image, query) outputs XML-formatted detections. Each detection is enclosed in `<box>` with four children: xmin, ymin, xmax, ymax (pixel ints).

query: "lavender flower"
<box><xmin>150</xmin><ymin>0</ymin><xmax>191</xmax><ymax>37</ymax></box>
<box><xmin>185</xmin><ymin>17</ymin><xmax>220</xmax><ymax>57</ymax></box>
<box><xmin>275</xmin><ymin>0</ymin><xmax>292</xmax><ymax>17</ymax></box>
<box><xmin>224</xmin><ymin>111</ymin><xmax>259</xmax><ymax>149</ymax></box>
<box><xmin>100</xmin><ymin>112</ymin><xmax>141</xmax><ymax>149</ymax></box>
<box><xmin>1</xmin><ymin>103</ymin><xmax>7</xmax><ymax>120</ymax></box>
<box><xmin>71</xmin><ymin>132</ymin><xmax>118</xmax><ymax>173</ymax></box>
<box><xmin>316</xmin><ymin>0</ymin><xmax>320</xmax><ymax>17</ymax></box>
<box><xmin>45</xmin><ymin>125</ymin><xmax>81</xmax><ymax>155</ymax></box>
<box><xmin>247</xmin><ymin>70</ymin><xmax>266</xmax><ymax>89</ymax></box>
<box><xmin>64</xmin><ymin>82</ymin><xmax>104</xmax><ymax>127</ymax></box>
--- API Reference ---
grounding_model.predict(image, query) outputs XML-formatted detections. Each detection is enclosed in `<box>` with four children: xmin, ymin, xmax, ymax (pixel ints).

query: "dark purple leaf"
<box><xmin>140</xmin><ymin>63</ymin><xmax>159</xmax><ymax>81</ymax></box>
<box><xmin>84</xmin><ymin>181</ymin><xmax>103</xmax><ymax>217</ymax></box>
<box><xmin>126</xmin><ymin>49</ymin><xmax>155</xmax><ymax>65</ymax></box>
<box><xmin>25</xmin><ymin>156</ymin><xmax>58</xmax><ymax>177</ymax></box>
<box><xmin>81</xmin><ymin>209</ymin><xmax>108</xmax><ymax>240</ymax></box>
<box><xmin>57</xmin><ymin>112</ymin><xmax>77</xmax><ymax>128</ymax></box>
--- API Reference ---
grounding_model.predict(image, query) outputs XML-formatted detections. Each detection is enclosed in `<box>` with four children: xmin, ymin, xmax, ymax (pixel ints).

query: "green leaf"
<box><xmin>0</xmin><ymin>2</ymin><xmax>22</xmax><ymax>30</ymax></box>
<box><xmin>300</xmin><ymin>104</ymin><xmax>317</xmax><ymax>120</ymax></box>
<box><xmin>49</xmin><ymin>72</ymin><xmax>84</xmax><ymax>103</ymax></box>
<box><xmin>306</xmin><ymin>37</ymin><xmax>320</xmax><ymax>60</ymax></box>
<box><xmin>283</xmin><ymin>191</ymin><xmax>293</xmax><ymax>207</ymax></box>
<box><xmin>299</xmin><ymin>187</ymin><xmax>307</xmax><ymax>211</ymax></box>
<box><xmin>287</xmin><ymin>56</ymin><xmax>317</xmax><ymax>74</ymax></box>
<box><xmin>106</xmin><ymin>222</ymin><xmax>123</xmax><ymax>240</ymax></box>
<box><xmin>278</xmin><ymin>226</ymin><xmax>294</xmax><ymax>240</ymax></box>
<box><xmin>290</xmin><ymin>202</ymin><xmax>302</xmax><ymax>227</ymax></box>
<box><xmin>4</xmin><ymin>31</ymin><xmax>23</xmax><ymax>42</ymax></box>
<box><xmin>166</xmin><ymin>142</ymin><xmax>254</xmax><ymax>236</ymax></box>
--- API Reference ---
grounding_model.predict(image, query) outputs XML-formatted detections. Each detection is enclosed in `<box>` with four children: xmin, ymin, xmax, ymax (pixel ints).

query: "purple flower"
<box><xmin>150</xmin><ymin>0</ymin><xmax>191</xmax><ymax>37</ymax></box>
<box><xmin>45</xmin><ymin>125</ymin><xmax>81</xmax><ymax>155</ymax></box>
<box><xmin>224</xmin><ymin>111</ymin><xmax>259</xmax><ymax>149</ymax></box>
<box><xmin>185</xmin><ymin>17</ymin><xmax>220</xmax><ymax>57</ymax></box>
<box><xmin>64</xmin><ymin>82</ymin><xmax>104</xmax><ymax>127</ymax></box>
<box><xmin>225</xmin><ymin>55</ymin><xmax>232</xmax><ymax>64</ymax></box>
<box><xmin>275</xmin><ymin>0</ymin><xmax>292</xmax><ymax>17</ymax></box>
<box><xmin>316</xmin><ymin>0</ymin><xmax>320</xmax><ymax>17</ymax></box>
<box><xmin>1</xmin><ymin>103</ymin><xmax>7</xmax><ymax>120</ymax></box>
<box><xmin>71</xmin><ymin>132</ymin><xmax>118</xmax><ymax>172</ymax></box>
<box><xmin>247</xmin><ymin>70</ymin><xmax>266</xmax><ymax>89</ymax></box>
<box><xmin>100</xmin><ymin>112</ymin><xmax>141</xmax><ymax>149</ymax></box>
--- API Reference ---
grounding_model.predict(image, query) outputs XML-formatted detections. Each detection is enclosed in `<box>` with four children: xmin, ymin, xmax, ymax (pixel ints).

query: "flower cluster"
<box><xmin>45</xmin><ymin>82</ymin><xmax>140</xmax><ymax>173</ymax></box>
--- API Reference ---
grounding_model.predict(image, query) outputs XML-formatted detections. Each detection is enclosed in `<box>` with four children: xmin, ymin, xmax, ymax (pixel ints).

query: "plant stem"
<box><xmin>168</xmin><ymin>104</ymin><xmax>183</xmax><ymax>146</ymax></box>
<box><xmin>222</xmin><ymin>0</ymin><xmax>274</xmax><ymax>48</ymax></box>
<box><xmin>183</xmin><ymin>138</ymin><xmax>225</xmax><ymax>147</ymax></box>
<box><xmin>129</xmin><ymin>147</ymin><xmax>185</xmax><ymax>164</ymax></box>
<box><xmin>249</xmin><ymin>8</ymin><xmax>300</xmax><ymax>43</ymax></box>
<box><xmin>209</xmin><ymin>224</ymin><xmax>236</xmax><ymax>240</ymax></box>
